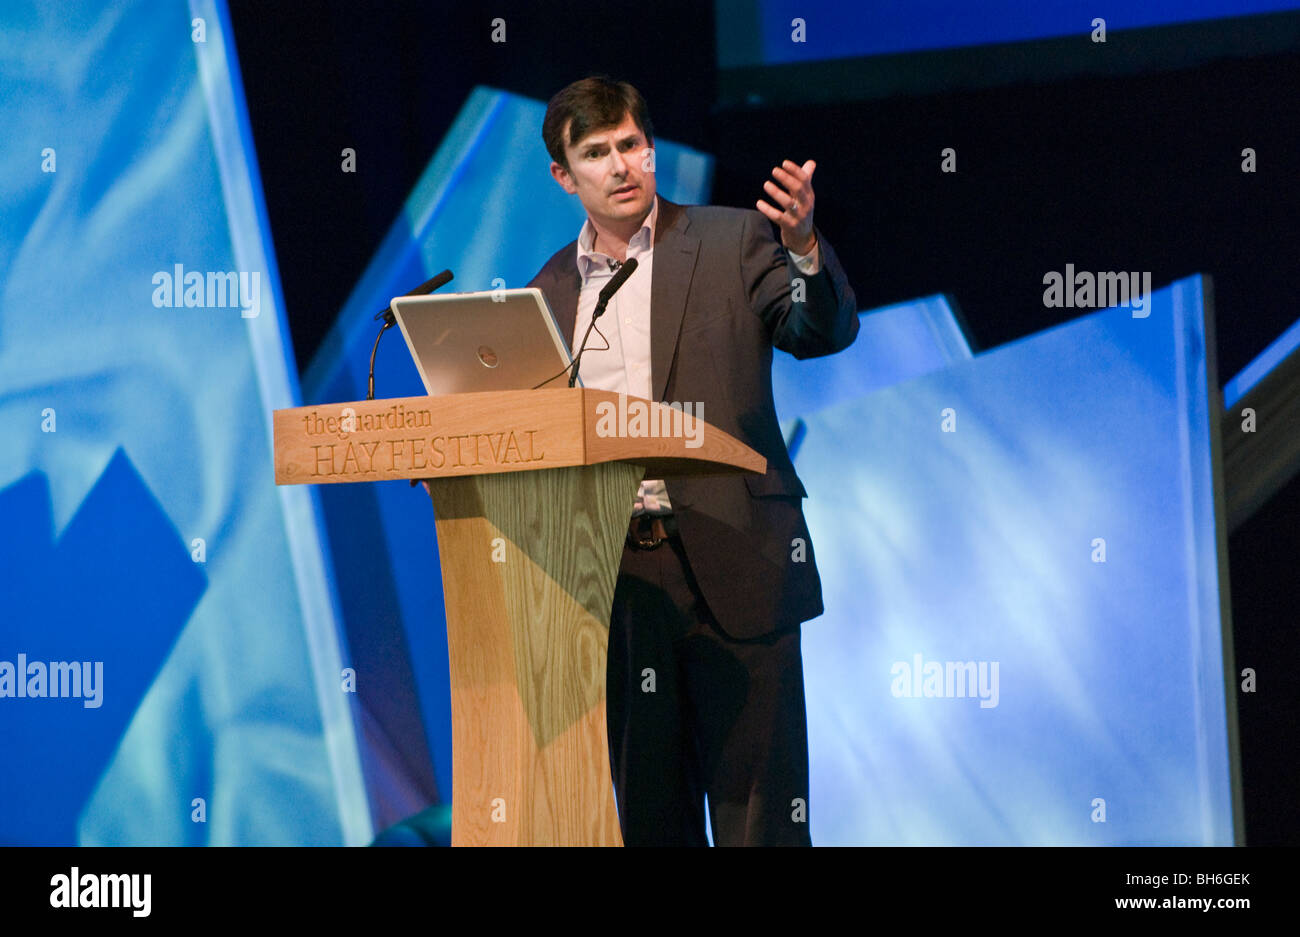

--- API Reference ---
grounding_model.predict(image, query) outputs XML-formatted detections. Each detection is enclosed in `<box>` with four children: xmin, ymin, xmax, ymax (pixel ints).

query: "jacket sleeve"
<box><xmin>741</xmin><ymin>209</ymin><xmax>859</xmax><ymax>359</ymax></box>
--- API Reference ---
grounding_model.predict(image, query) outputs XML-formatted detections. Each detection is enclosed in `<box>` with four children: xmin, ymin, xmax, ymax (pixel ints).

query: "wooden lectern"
<box><xmin>273</xmin><ymin>388</ymin><xmax>764</xmax><ymax>845</ymax></box>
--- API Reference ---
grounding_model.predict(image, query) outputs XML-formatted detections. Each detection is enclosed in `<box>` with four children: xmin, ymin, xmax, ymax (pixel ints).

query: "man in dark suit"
<box><xmin>527</xmin><ymin>77</ymin><xmax>858</xmax><ymax>846</ymax></box>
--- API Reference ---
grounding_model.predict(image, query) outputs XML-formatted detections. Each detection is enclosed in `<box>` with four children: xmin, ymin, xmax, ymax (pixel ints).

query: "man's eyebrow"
<box><xmin>579</xmin><ymin>133</ymin><xmax>641</xmax><ymax>151</ymax></box>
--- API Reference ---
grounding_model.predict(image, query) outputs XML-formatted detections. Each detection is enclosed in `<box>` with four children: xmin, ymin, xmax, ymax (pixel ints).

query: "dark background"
<box><xmin>229</xmin><ymin>0</ymin><xmax>1299</xmax><ymax>845</ymax></box>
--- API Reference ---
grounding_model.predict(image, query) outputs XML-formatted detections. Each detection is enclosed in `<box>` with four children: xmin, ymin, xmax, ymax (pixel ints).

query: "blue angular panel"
<box><xmin>774</xmin><ymin>293</ymin><xmax>973</xmax><ymax>426</ymax></box>
<box><xmin>720</xmin><ymin>0</ymin><xmax>1300</xmax><ymax>66</ymax></box>
<box><xmin>0</xmin><ymin>0</ymin><xmax>368</xmax><ymax>844</ymax></box>
<box><xmin>775</xmin><ymin>293</ymin><xmax>973</xmax><ymax>455</ymax></box>
<box><xmin>1223</xmin><ymin>315</ymin><xmax>1300</xmax><ymax>408</ymax></box>
<box><xmin>0</xmin><ymin>453</ymin><xmax>204</xmax><ymax>844</ymax></box>
<box><xmin>791</xmin><ymin>275</ymin><xmax>1235</xmax><ymax>844</ymax></box>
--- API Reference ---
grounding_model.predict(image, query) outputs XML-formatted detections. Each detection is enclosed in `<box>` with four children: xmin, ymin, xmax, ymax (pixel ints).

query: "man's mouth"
<box><xmin>612</xmin><ymin>184</ymin><xmax>638</xmax><ymax>197</ymax></box>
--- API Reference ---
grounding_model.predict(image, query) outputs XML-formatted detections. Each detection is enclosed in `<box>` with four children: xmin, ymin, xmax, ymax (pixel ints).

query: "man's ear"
<box><xmin>550</xmin><ymin>161</ymin><xmax>577</xmax><ymax>194</ymax></box>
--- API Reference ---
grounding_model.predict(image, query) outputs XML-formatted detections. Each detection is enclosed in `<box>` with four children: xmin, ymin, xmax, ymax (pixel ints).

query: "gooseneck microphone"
<box><xmin>373</xmin><ymin>269</ymin><xmax>454</xmax><ymax>324</ymax></box>
<box><xmin>569</xmin><ymin>257</ymin><xmax>638</xmax><ymax>388</ymax></box>
<box><xmin>367</xmin><ymin>269</ymin><xmax>454</xmax><ymax>401</ymax></box>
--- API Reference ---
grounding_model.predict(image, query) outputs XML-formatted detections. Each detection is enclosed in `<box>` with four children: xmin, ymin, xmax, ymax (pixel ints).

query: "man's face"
<box><xmin>551</xmin><ymin>112</ymin><xmax>656</xmax><ymax>229</ymax></box>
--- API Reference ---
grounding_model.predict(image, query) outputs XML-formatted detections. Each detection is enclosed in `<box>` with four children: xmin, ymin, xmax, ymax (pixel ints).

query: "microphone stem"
<box><xmin>569</xmin><ymin>300</ymin><xmax>608</xmax><ymax>387</ymax></box>
<box><xmin>367</xmin><ymin>319</ymin><xmax>393</xmax><ymax>401</ymax></box>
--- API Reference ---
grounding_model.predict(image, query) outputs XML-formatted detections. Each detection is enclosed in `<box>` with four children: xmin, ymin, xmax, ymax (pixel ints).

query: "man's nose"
<box><xmin>609</xmin><ymin>149</ymin><xmax>629</xmax><ymax>176</ymax></box>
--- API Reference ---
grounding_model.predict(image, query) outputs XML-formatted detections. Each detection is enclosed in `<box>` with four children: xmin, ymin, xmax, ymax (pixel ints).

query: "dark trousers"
<box><xmin>605</xmin><ymin>525</ymin><xmax>812</xmax><ymax>846</ymax></box>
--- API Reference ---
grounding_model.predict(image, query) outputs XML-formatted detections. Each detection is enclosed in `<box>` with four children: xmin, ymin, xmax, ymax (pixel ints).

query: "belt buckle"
<box><xmin>628</xmin><ymin>515</ymin><xmax>667</xmax><ymax>551</ymax></box>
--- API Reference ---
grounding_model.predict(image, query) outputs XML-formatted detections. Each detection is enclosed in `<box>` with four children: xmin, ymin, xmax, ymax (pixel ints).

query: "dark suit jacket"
<box><xmin>527</xmin><ymin>196</ymin><xmax>859</xmax><ymax>638</ymax></box>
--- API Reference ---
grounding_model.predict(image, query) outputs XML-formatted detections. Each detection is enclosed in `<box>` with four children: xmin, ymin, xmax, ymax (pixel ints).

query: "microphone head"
<box><xmin>416</xmin><ymin>269</ymin><xmax>454</xmax><ymax>296</ymax></box>
<box><xmin>597</xmin><ymin>256</ymin><xmax>639</xmax><ymax>307</ymax></box>
<box><xmin>376</xmin><ymin>269</ymin><xmax>455</xmax><ymax>321</ymax></box>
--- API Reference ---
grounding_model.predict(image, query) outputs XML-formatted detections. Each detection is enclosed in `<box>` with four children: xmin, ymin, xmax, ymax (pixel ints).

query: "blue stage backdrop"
<box><xmin>1</xmin><ymin>2</ymin><xmax>1246</xmax><ymax>847</ymax></box>
<box><xmin>717</xmin><ymin>0</ymin><xmax>1300</xmax><ymax>66</ymax></box>
<box><xmin>791</xmin><ymin>276</ymin><xmax>1238</xmax><ymax>845</ymax></box>
<box><xmin>0</xmin><ymin>0</ymin><xmax>369</xmax><ymax>845</ymax></box>
<box><xmin>714</xmin><ymin>0</ymin><xmax>1300</xmax><ymax>104</ymax></box>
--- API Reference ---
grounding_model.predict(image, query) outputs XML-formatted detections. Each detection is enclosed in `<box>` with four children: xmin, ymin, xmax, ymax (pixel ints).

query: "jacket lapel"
<box><xmin>549</xmin><ymin>246</ymin><xmax>582</xmax><ymax>351</ymax></box>
<box><xmin>649</xmin><ymin>197</ymin><xmax>699</xmax><ymax>402</ymax></box>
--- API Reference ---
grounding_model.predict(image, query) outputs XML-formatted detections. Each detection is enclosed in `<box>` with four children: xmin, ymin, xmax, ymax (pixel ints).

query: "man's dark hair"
<box><xmin>543</xmin><ymin>76</ymin><xmax>655</xmax><ymax>173</ymax></box>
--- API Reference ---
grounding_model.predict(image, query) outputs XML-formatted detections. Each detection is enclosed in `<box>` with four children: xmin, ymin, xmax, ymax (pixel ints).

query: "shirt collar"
<box><xmin>576</xmin><ymin>195</ymin><xmax>658</xmax><ymax>277</ymax></box>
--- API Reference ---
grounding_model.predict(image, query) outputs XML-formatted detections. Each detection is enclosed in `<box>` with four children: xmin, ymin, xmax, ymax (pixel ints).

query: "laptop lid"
<box><xmin>389</xmin><ymin>287</ymin><xmax>577</xmax><ymax>395</ymax></box>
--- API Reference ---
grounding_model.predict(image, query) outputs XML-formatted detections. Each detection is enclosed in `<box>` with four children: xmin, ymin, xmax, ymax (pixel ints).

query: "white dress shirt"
<box><xmin>573</xmin><ymin>195</ymin><xmax>822</xmax><ymax>515</ymax></box>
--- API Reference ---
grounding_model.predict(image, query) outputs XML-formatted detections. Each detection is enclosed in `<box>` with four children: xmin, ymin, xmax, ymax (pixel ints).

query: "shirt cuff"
<box><xmin>787</xmin><ymin>238</ymin><xmax>822</xmax><ymax>275</ymax></box>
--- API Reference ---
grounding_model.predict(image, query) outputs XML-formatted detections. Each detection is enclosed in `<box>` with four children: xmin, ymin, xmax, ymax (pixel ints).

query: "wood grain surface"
<box><xmin>430</xmin><ymin>461</ymin><xmax>643</xmax><ymax>846</ymax></box>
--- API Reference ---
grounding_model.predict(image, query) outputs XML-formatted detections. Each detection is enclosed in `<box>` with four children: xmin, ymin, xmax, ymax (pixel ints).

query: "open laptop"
<box><xmin>389</xmin><ymin>288</ymin><xmax>578</xmax><ymax>394</ymax></box>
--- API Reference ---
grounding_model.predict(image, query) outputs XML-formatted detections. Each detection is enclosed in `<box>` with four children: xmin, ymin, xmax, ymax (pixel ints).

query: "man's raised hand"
<box><xmin>757</xmin><ymin>159</ymin><xmax>817</xmax><ymax>255</ymax></box>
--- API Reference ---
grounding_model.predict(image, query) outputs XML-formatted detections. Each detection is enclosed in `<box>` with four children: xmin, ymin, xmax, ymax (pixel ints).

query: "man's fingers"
<box><xmin>778</xmin><ymin>159</ymin><xmax>817</xmax><ymax>183</ymax></box>
<box><xmin>772</xmin><ymin>164</ymin><xmax>805</xmax><ymax>193</ymax></box>
<box><xmin>761</xmin><ymin>159</ymin><xmax>818</xmax><ymax>229</ymax></box>
<box><xmin>760</xmin><ymin>185</ymin><xmax>801</xmax><ymax>223</ymax></box>
<box><xmin>763</xmin><ymin>178</ymin><xmax>798</xmax><ymax>210</ymax></box>
<box><xmin>756</xmin><ymin>198</ymin><xmax>794</xmax><ymax>225</ymax></box>
<box><xmin>773</xmin><ymin>165</ymin><xmax>814</xmax><ymax>213</ymax></box>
